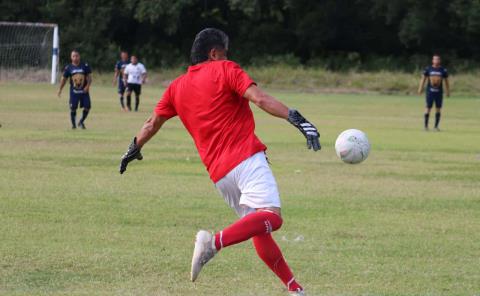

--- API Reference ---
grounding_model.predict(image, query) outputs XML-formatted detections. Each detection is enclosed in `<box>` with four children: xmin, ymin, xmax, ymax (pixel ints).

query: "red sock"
<box><xmin>253</xmin><ymin>233</ymin><xmax>303</xmax><ymax>292</ymax></box>
<box><xmin>214</xmin><ymin>211</ymin><xmax>282</xmax><ymax>250</ymax></box>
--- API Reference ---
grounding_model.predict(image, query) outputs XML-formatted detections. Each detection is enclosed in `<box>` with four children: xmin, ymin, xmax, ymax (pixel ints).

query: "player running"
<box><xmin>113</xmin><ymin>51</ymin><xmax>129</xmax><ymax>111</ymax></box>
<box><xmin>119</xmin><ymin>28</ymin><xmax>320</xmax><ymax>295</ymax></box>
<box><xmin>123</xmin><ymin>55</ymin><xmax>147</xmax><ymax>112</ymax></box>
<box><xmin>418</xmin><ymin>54</ymin><xmax>450</xmax><ymax>131</ymax></box>
<box><xmin>57</xmin><ymin>50</ymin><xmax>92</xmax><ymax>129</ymax></box>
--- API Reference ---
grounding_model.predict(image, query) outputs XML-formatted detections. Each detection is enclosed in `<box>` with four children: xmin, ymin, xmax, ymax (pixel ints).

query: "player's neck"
<box><xmin>72</xmin><ymin>61</ymin><xmax>80</xmax><ymax>66</ymax></box>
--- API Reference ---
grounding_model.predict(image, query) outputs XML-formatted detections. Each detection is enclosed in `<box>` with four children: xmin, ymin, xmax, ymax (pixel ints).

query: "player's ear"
<box><xmin>208</xmin><ymin>48</ymin><xmax>227</xmax><ymax>61</ymax></box>
<box><xmin>208</xmin><ymin>48</ymin><xmax>217</xmax><ymax>61</ymax></box>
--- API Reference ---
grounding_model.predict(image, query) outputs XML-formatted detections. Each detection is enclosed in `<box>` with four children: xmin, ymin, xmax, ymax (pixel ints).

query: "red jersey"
<box><xmin>154</xmin><ymin>60</ymin><xmax>267</xmax><ymax>182</ymax></box>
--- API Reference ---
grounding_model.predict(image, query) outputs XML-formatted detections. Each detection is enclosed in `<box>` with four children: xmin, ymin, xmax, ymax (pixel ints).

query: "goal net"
<box><xmin>0</xmin><ymin>22</ymin><xmax>59</xmax><ymax>84</ymax></box>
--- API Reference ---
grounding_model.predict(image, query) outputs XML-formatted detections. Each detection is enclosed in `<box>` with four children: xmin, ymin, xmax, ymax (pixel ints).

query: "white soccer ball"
<box><xmin>335</xmin><ymin>129</ymin><xmax>370</xmax><ymax>164</ymax></box>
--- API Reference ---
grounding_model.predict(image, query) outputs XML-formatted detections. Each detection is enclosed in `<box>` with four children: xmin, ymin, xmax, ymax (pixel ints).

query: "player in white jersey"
<box><xmin>123</xmin><ymin>55</ymin><xmax>147</xmax><ymax>112</ymax></box>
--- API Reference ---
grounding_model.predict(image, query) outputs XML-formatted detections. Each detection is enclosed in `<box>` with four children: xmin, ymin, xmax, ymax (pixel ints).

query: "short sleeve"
<box><xmin>141</xmin><ymin>64</ymin><xmax>147</xmax><ymax>73</ymax></box>
<box><xmin>423</xmin><ymin>67</ymin><xmax>429</xmax><ymax>76</ymax></box>
<box><xmin>115</xmin><ymin>62</ymin><xmax>120</xmax><ymax>70</ymax></box>
<box><xmin>154</xmin><ymin>85</ymin><xmax>177</xmax><ymax>119</ymax></box>
<box><xmin>224</xmin><ymin>61</ymin><xmax>256</xmax><ymax>97</ymax></box>
<box><xmin>62</xmin><ymin>65</ymin><xmax>70</xmax><ymax>78</ymax></box>
<box><xmin>124</xmin><ymin>65</ymin><xmax>129</xmax><ymax>75</ymax></box>
<box><xmin>443</xmin><ymin>68</ymin><xmax>449</xmax><ymax>78</ymax></box>
<box><xmin>84</xmin><ymin>63</ymin><xmax>92</xmax><ymax>74</ymax></box>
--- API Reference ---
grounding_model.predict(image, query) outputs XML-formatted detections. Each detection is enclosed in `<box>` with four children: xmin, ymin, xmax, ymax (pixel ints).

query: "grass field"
<box><xmin>1</xmin><ymin>82</ymin><xmax>479</xmax><ymax>296</ymax></box>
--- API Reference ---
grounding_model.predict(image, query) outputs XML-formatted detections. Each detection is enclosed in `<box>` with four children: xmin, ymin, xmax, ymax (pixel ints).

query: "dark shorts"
<box><xmin>70</xmin><ymin>93</ymin><xmax>91</xmax><ymax>110</ymax></box>
<box><xmin>118</xmin><ymin>80</ymin><xmax>126</xmax><ymax>94</ymax></box>
<box><xmin>426</xmin><ymin>92</ymin><xmax>443</xmax><ymax>108</ymax></box>
<box><xmin>127</xmin><ymin>83</ymin><xmax>141</xmax><ymax>96</ymax></box>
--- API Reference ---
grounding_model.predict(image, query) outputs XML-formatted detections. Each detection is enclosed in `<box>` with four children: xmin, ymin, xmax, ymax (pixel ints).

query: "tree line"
<box><xmin>2</xmin><ymin>0</ymin><xmax>480</xmax><ymax>71</ymax></box>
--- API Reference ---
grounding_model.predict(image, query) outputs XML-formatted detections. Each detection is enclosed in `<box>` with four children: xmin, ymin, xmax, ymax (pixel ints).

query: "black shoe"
<box><xmin>72</xmin><ymin>125</ymin><xmax>77</xmax><ymax>130</ymax></box>
<box><xmin>434</xmin><ymin>127</ymin><xmax>441</xmax><ymax>132</ymax></box>
<box><xmin>78</xmin><ymin>122</ymin><xmax>86</xmax><ymax>129</ymax></box>
<box><xmin>424</xmin><ymin>127</ymin><xmax>429</xmax><ymax>131</ymax></box>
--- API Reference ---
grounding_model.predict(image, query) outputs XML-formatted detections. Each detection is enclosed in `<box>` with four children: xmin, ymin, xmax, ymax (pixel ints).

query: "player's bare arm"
<box><xmin>57</xmin><ymin>76</ymin><xmax>67</xmax><ymax>97</ymax></box>
<box><xmin>244</xmin><ymin>85</ymin><xmax>321</xmax><ymax>151</ymax></box>
<box><xmin>244</xmin><ymin>85</ymin><xmax>289</xmax><ymax>118</ymax></box>
<box><xmin>135</xmin><ymin>113</ymin><xmax>167</xmax><ymax>147</ymax></box>
<box><xmin>119</xmin><ymin>113</ymin><xmax>167</xmax><ymax>174</ymax></box>
<box><xmin>142</xmin><ymin>72</ymin><xmax>147</xmax><ymax>84</ymax></box>
<box><xmin>418</xmin><ymin>75</ymin><xmax>427</xmax><ymax>94</ymax></box>
<box><xmin>113</xmin><ymin>67</ymin><xmax>119</xmax><ymax>85</ymax></box>
<box><xmin>444</xmin><ymin>77</ymin><xmax>450</xmax><ymax>97</ymax></box>
<box><xmin>84</xmin><ymin>73</ymin><xmax>92</xmax><ymax>93</ymax></box>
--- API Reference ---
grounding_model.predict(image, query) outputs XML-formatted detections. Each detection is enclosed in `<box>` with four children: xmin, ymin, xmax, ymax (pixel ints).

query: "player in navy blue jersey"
<box><xmin>418</xmin><ymin>54</ymin><xmax>450</xmax><ymax>131</ymax></box>
<box><xmin>113</xmin><ymin>51</ymin><xmax>129</xmax><ymax>111</ymax></box>
<box><xmin>57</xmin><ymin>50</ymin><xmax>92</xmax><ymax>129</ymax></box>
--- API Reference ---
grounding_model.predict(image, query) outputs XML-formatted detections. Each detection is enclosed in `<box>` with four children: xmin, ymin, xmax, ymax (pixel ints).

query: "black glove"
<box><xmin>287</xmin><ymin>109</ymin><xmax>321</xmax><ymax>151</ymax></box>
<box><xmin>119</xmin><ymin>137</ymin><xmax>143</xmax><ymax>174</ymax></box>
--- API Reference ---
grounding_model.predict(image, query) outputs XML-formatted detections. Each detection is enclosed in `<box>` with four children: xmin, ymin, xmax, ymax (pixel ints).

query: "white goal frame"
<box><xmin>0</xmin><ymin>21</ymin><xmax>59</xmax><ymax>84</ymax></box>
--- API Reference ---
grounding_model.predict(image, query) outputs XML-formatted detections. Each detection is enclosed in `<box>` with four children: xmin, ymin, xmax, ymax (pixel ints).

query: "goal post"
<box><xmin>0</xmin><ymin>21</ymin><xmax>59</xmax><ymax>84</ymax></box>
<box><xmin>51</xmin><ymin>25</ymin><xmax>59</xmax><ymax>84</ymax></box>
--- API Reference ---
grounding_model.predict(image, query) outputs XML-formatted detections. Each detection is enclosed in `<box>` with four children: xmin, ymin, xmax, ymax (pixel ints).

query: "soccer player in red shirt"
<box><xmin>119</xmin><ymin>28</ymin><xmax>320</xmax><ymax>295</ymax></box>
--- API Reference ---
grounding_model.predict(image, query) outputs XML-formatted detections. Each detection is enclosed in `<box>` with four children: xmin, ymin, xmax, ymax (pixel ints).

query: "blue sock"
<box><xmin>70</xmin><ymin>111</ymin><xmax>76</xmax><ymax>127</ymax></box>
<box><xmin>80</xmin><ymin>109</ymin><xmax>89</xmax><ymax>124</ymax></box>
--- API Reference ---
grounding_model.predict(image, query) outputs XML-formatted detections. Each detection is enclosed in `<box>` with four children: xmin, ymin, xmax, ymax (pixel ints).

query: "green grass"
<box><xmin>0</xmin><ymin>82</ymin><xmax>479</xmax><ymax>296</ymax></box>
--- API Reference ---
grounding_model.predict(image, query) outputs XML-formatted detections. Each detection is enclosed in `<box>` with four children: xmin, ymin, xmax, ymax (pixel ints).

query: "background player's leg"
<box><xmin>424</xmin><ymin>107</ymin><xmax>431</xmax><ymax>130</ymax></box>
<box><xmin>119</xmin><ymin>92</ymin><xmax>125</xmax><ymax>110</ymax></box>
<box><xmin>70</xmin><ymin>109</ymin><xmax>77</xmax><ymax>129</ymax></box>
<box><xmin>79</xmin><ymin>108</ymin><xmax>89</xmax><ymax>129</ymax></box>
<box><xmin>253</xmin><ymin>232</ymin><xmax>303</xmax><ymax>292</ymax></box>
<box><xmin>135</xmin><ymin>94</ymin><xmax>140</xmax><ymax>111</ymax></box>
<box><xmin>119</xmin><ymin>83</ymin><xmax>126</xmax><ymax>111</ymax></box>
<box><xmin>434</xmin><ymin>95</ymin><xmax>443</xmax><ymax>131</ymax></box>
<box><xmin>69</xmin><ymin>96</ymin><xmax>79</xmax><ymax>129</ymax></box>
<box><xmin>425</xmin><ymin>93</ymin><xmax>434</xmax><ymax>131</ymax></box>
<box><xmin>78</xmin><ymin>95</ymin><xmax>90</xmax><ymax>129</ymax></box>
<box><xmin>435</xmin><ymin>107</ymin><xmax>442</xmax><ymax>130</ymax></box>
<box><xmin>134</xmin><ymin>87</ymin><xmax>140</xmax><ymax>112</ymax></box>
<box><xmin>126</xmin><ymin>89</ymin><xmax>132</xmax><ymax>111</ymax></box>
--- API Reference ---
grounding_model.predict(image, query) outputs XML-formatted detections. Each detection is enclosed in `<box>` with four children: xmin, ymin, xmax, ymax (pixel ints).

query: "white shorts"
<box><xmin>215</xmin><ymin>152</ymin><xmax>281</xmax><ymax>217</ymax></box>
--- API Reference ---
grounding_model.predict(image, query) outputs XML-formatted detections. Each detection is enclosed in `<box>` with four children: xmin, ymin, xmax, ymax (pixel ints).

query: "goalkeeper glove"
<box><xmin>119</xmin><ymin>137</ymin><xmax>143</xmax><ymax>174</ymax></box>
<box><xmin>287</xmin><ymin>109</ymin><xmax>321</xmax><ymax>151</ymax></box>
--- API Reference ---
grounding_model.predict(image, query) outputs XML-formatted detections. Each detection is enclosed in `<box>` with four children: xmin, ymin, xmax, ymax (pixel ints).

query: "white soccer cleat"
<box><xmin>190</xmin><ymin>230</ymin><xmax>217</xmax><ymax>282</ymax></box>
<box><xmin>289</xmin><ymin>288</ymin><xmax>306</xmax><ymax>296</ymax></box>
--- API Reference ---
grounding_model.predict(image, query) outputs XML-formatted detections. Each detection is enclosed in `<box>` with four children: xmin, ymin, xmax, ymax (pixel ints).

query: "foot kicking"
<box><xmin>190</xmin><ymin>230</ymin><xmax>216</xmax><ymax>282</ymax></box>
<box><xmin>289</xmin><ymin>288</ymin><xmax>306</xmax><ymax>295</ymax></box>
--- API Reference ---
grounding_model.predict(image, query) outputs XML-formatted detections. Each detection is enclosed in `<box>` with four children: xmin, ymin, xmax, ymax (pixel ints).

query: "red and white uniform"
<box><xmin>155</xmin><ymin>60</ymin><xmax>280</xmax><ymax>215</ymax></box>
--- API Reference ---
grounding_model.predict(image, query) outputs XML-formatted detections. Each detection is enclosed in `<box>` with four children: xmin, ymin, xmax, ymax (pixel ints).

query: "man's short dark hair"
<box><xmin>433</xmin><ymin>53</ymin><xmax>441</xmax><ymax>58</ymax></box>
<box><xmin>71</xmin><ymin>49</ymin><xmax>79</xmax><ymax>54</ymax></box>
<box><xmin>190</xmin><ymin>28</ymin><xmax>229</xmax><ymax>65</ymax></box>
